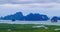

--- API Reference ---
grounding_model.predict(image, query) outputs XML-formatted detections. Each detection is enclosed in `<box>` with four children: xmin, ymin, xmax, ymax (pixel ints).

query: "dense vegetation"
<box><xmin>0</xmin><ymin>24</ymin><xmax>59</xmax><ymax>32</ymax></box>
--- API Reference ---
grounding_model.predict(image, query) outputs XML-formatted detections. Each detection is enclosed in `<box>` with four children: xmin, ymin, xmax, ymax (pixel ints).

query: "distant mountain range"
<box><xmin>0</xmin><ymin>12</ymin><xmax>49</xmax><ymax>21</ymax></box>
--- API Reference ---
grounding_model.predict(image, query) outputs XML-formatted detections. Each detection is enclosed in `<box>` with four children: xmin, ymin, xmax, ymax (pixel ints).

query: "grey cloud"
<box><xmin>0</xmin><ymin>0</ymin><xmax>8</xmax><ymax>4</ymax></box>
<box><xmin>0</xmin><ymin>0</ymin><xmax>60</xmax><ymax>4</ymax></box>
<box><xmin>8</xmin><ymin>0</ymin><xmax>60</xmax><ymax>4</ymax></box>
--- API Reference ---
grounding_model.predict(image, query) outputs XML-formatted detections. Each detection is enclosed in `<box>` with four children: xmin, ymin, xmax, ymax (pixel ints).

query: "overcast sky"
<box><xmin>0</xmin><ymin>0</ymin><xmax>60</xmax><ymax>17</ymax></box>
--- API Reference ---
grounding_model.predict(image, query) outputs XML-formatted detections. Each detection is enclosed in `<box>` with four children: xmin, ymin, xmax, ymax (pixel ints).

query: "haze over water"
<box><xmin>0</xmin><ymin>20</ymin><xmax>60</xmax><ymax>25</ymax></box>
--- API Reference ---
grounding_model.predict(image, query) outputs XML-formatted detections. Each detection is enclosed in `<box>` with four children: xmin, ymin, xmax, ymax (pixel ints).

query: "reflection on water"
<box><xmin>54</xmin><ymin>28</ymin><xmax>60</xmax><ymax>31</ymax></box>
<box><xmin>32</xmin><ymin>25</ymin><xmax>48</xmax><ymax>29</ymax></box>
<box><xmin>0</xmin><ymin>20</ymin><xmax>60</xmax><ymax>25</ymax></box>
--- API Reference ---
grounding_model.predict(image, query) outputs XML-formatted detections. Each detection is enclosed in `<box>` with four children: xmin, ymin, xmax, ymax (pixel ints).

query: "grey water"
<box><xmin>0</xmin><ymin>20</ymin><xmax>60</xmax><ymax>26</ymax></box>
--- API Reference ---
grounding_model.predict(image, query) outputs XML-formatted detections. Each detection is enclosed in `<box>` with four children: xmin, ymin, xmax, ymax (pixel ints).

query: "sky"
<box><xmin>0</xmin><ymin>0</ymin><xmax>60</xmax><ymax>17</ymax></box>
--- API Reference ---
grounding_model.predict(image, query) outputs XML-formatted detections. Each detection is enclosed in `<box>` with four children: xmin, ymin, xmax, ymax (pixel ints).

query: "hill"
<box><xmin>0</xmin><ymin>12</ymin><xmax>49</xmax><ymax>21</ymax></box>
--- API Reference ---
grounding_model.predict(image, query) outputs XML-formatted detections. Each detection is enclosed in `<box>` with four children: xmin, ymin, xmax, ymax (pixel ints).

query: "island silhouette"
<box><xmin>0</xmin><ymin>12</ymin><xmax>49</xmax><ymax>21</ymax></box>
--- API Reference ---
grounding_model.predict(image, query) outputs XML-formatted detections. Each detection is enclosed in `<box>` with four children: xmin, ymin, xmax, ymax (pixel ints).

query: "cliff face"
<box><xmin>0</xmin><ymin>12</ymin><xmax>49</xmax><ymax>21</ymax></box>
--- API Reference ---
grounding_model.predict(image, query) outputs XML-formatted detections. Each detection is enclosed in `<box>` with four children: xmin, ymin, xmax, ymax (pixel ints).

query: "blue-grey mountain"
<box><xmin>0</xmin><ymin>12</ymin><xmax>49</xmax><ymax>21</ymax></box>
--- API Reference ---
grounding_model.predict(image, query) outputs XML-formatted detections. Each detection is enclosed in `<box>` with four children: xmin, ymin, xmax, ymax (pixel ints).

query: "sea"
<box><xmin>0</xmin><ymin>20</ymin><xmax>60</xmax><ymax>26</ymax></box>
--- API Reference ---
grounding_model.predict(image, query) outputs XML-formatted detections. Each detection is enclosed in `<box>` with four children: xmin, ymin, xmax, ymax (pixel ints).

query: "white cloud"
<box><xmin>1</xmin><ymin>3</ymin><xmax>59</xmax><ymax>8</ymax></box>
<box><xmin>0</xmin><ymin>3</ymin><xmax>60</xmax><ymax>17</ymax></box>
<box><xmin>0</xmin><ymin>0</ymin><xmax>60</xmax><ymax>17</ymax></box>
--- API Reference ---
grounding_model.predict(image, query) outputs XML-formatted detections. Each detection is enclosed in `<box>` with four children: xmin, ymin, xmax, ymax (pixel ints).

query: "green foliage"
<box><xmin>0</xmin><ymin>24</ymin><xmax>60</xmax><ymax>32</ymax></box>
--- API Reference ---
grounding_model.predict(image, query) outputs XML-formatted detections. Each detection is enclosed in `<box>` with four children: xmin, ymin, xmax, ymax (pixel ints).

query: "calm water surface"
<box><xmin>0</xmin><ymin>20</ymin><xmax>60</xmax><ymax>25</ymax></box>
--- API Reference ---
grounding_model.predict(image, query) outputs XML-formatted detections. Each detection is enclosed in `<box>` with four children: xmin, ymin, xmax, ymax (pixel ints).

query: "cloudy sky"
<box><xmin>0</xmin><ymin>0</ymin><xmax>60</xmax><ymax>17</ymax></box>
